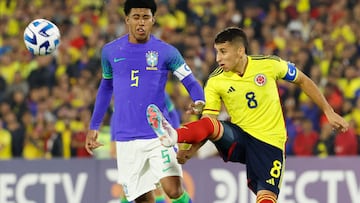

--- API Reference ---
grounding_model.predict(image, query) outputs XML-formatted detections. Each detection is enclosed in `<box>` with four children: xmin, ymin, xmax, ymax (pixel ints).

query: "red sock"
<box><xmin>256</xmin><ymin>194</ymin><xmax>277</xmax><ymax>203</ymax></box>
<box><xmin>176</xmin><ymin>117</ymin><xmax>221</xmax><ymax>143</ymax></box>
<box><xmin>257</xmin><ymin>200</ymin><xmax>276</xmax><ymax>203</ymax></box>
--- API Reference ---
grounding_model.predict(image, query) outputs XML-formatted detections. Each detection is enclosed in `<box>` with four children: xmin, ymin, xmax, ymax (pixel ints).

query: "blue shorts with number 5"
<box><xmin>213</xmin><ymin>121</ymin><xmax>285</xmax><ymax>196</ymax></box>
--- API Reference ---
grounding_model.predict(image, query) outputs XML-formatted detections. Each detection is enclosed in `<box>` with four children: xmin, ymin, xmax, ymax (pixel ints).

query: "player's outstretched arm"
<box><xmin>294</xmin><ymin>71</ymin><xmax>349</xmax><ymax>132</ymax></box>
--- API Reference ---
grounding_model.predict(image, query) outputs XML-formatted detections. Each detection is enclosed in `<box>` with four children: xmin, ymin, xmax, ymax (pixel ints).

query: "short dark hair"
<box><xmin>215</xmin><ymin>27</ymin><xmax>248</xmax><ymax>53</ymax></box>
<box><xmin>124</xmin><ymin>0</ymin><xmax>157</xmax><ymax>16</ymax></box>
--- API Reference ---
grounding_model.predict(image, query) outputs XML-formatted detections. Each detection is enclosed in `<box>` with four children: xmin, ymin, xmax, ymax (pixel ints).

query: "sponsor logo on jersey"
<box><xmin>254</xmin><ymin>74</ymin><xmax>266</xmax><ymax>86</ymax></box>
<box><xmin>146</xmin><ymin>50</ymin><xmax>158</xmax><ymax>70</ymax></box>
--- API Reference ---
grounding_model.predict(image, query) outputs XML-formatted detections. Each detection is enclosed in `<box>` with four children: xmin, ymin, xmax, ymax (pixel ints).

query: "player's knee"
<box><xmin>202</xmin><ymin>117</ymin><xmax>223</xmax><ymax>141</ymax></box>
<box><xmin>256</xmin><ymin>190</ymin><xmax>277</xmax><ymax>203</ymax></box>
<box><xmin>166</xmin><ymin>190</ymin><xmax>183</xmax><ymax>199</ymax></box>
<box><xmin>163</xmin><ymin>187</ymin><xmax>183</xmax><ymax>199</ymax></box>
<box><xmin>160</xmin><ymin>176</ymin><xmax>184</xmax><ymax>199</ymax></box>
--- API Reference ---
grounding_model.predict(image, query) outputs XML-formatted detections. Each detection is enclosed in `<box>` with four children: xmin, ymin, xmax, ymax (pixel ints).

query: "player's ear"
<box><xmin>125</xmin><ymin>16</ymin><xmax>130</xmax><ymax>25</ymax></box>
<box><xmin>152</xmin><ymin>17</ymin><xmax>155</xmax><ymax>24</ymax></box>
<box><xmin>236</xmin><ymin>46</ymin><xmax>242</xmax><ymax>56</ymax></box>
<box><xmin>238</xmin><ymin>45</ymin><xmax>245</xmax><ymax>55</ymax></box>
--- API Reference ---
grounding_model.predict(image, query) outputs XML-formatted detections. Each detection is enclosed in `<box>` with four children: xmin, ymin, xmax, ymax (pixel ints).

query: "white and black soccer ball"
<box><xmin>23</xmin><ymin>19</ymin><xmax>61</xmax><ymax>56</ymax></box>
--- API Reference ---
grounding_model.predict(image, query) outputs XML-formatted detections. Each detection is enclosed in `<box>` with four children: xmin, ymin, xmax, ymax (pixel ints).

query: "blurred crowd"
<box><xmin>0</xmin><ymin>0</ymin><xmax>360</xmax><ymax>160</ymax></box>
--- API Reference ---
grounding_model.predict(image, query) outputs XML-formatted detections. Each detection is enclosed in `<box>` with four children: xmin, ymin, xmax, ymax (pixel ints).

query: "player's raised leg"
<box><xmin>176</xmin><ymin>116</ymin><xmax>223</xmax><ymax>143</ymax></box>
<box><xmin>146</xmin><ymin>104</ymin><xmax>177</xmax><ymax>147</ymax></box>
<box><xmin>147</xmin><ymin>104</ymin><xmax>225</xmax><ymax>146</ymax></box>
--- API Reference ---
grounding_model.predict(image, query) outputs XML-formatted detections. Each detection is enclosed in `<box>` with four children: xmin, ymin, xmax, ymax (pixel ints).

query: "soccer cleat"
<box><xmin>147</xmin><ymin>104</ymin><xmax>177</xmax><ymax>147</ymax></box>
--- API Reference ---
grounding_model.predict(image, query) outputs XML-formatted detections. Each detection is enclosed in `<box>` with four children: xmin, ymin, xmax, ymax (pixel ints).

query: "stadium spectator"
<box><xmin>43</xmin><ymin>119</ymin><xmax>63</xmax><ymax>158</ymax></box>
<box><xmin>3</xmin><ymin>111</ymin><xmax>25</xmax><ymax>158</ymax></box>
<box><xmin>156</xmin><ymin>1</ymin><xmax>186</xmax><ymax>31</ymax></box>
<box><xmin>23</xmin><ymin>116</ymin><xmax>45</xmax><ymax>159</ymax></box>
<box><xmin>337</xmin><ymin>65</ymin><xmax>360</xmax><ymax>103</ymax></box>
<box><xmin>299</xmin><ymin>98</ymin><xmax>321</xmax><ymax>132</ymax></box>
<box><xmin>293</xmin><ymin>118</ymin><xmax>319</xmax><ymax>156</ymax></box>
<box><xmin>27</xmin><ymin>56</ymin><xmax>55</xmax><ymax>89</ymax></box>
<box><xmin>313</xmin><ymin>123</ymin><xmax>336</xmax><ymax>157</ymax></box>
<box><xmin>21</xmin><ymin>110</ymin><xmax>34</xmax><ymax>139</ymax></box>
<box><xmin>334</xmin><ymin>121</ymin><xmax>358</xmax><ymax>155</ymax></box>
<box><xmin>0</xmin><ymin>118</ymin><xmax>12</xmax><ymax>159</ymax></box>
<box><xmin>71</xmin><ymin>108</ymin><xmax>92</xmax><ymax>158</ymax></box>
<box><xmin>323</xmin><ymin>82</ymin><xmax>344</xmax><ymax>114</ymax></box>
<box><xmin>0</xmin><ymin>75</ymin><xmax>6</xmax><ymax>101</ymax></box>
<box><xmin>283</xmin><ymin>97</ymin><xmax>303</xmax><ymax>156</ymax></box>
<box><xmin>5</xmin><ymin>71</ymin><xmax>29</xmax><ymax>100</ymax></box>
<box><xmin>55</xmin><ymin>104</ymin><xmax>75</xmax><ymax>158</ymax></box>
<box><xmin>348</xmin><ymin>97</ymin><xmax>360</xmax><ymax>134</ymax></box>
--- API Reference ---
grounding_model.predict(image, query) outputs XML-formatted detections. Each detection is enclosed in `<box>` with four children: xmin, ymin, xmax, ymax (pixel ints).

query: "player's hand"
<box><xmin>176</xmin><ymin>142</ymin><xmax>203</xmax><ymax>164</ymax></box>
<box><xmin>85</xmin><ymin>130</ymin><xmax>104</xmax><ymax>155</ymax></box>
<box><xmin>177</xmin><ymin>148</ymin><xmax>195</xmax><ymax>164</ymax></box>
<box><xmin>325</xmin><ymin>110</ymin><xmax>349</xmax><ymax>132</ymax></box>
<box><xmin>186</xmin><ymin>100</ymin><xmax>205</xmax><ymax>115</ymax></box>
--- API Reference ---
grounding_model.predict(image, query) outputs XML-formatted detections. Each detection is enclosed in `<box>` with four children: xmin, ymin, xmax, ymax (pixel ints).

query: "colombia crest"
<box><xmin>254</xmin><ymin>74</ymin><xmax>266</xmax><ymax>86</ymax></box>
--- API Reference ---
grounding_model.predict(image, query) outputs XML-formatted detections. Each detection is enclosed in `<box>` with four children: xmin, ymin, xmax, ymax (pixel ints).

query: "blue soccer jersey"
<box><xmin>90</xmin><ymin>34</ymin><xmax>204</xmax><ymax>141</ymax></box>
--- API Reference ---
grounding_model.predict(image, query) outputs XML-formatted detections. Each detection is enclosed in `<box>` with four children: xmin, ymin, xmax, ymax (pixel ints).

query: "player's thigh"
<box><xmin>149</xmin><ymin>143</ymin><xmax>184</xmax><ymax>197</ymax></box>
<box><xmin>213</xmin><ymin>121</ymin><xmax>247</xmax><ymax>163</ymax></box>
<box><xmin>149</xmin><ymin>143</ymin><xmax>183</xmax><ymax>179</ymax></box>
<box><xmin>115</xmin><ymin>140</ymin><xmax>158</xmax><ymax>201</ymax></box>
<box><xmin>246</xmin><ymin>137</ymin><xmax>284</xmax><ymax>196</ymax></box>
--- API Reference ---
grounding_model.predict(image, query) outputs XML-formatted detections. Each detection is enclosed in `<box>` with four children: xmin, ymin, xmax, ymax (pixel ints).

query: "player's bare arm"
<box><xmin>177</xmin><ymin>141</ymin><xmax>206</xmax><ymax>164</ymax></box>
<box><xmin>176</xmin><ymin>113</ymin><xmax>217</xmax><ymax>164</ymax></box>
<box><xmin>85</xmin><ymin>130</ymin><xmax>104</xmax><ymax>155</ymax></box>
<box><xmin>294</xmin><ymin>70</ymin><xmax>349</xmax><ymax>132</ymax></box>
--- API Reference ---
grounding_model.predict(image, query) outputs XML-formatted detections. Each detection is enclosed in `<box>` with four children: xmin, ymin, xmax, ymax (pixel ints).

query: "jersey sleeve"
<box><xmin>165</xmin><ymin>44</ymin><xmax>205</xmax><ymax>102</ymax></box>
<box><xmin>276</xmin><ymin>59</ymin><xmax>298</xmax><ymax>82</ymax></box>
<box><xmin>202</xmin><ymin>78</ymin><xmax>221</xmax><ymax>115</ymax></box>
<box><xmin>165</xmin><ymin>45</ymin><xmax>192</xmax><ymax>81</ymax></box>
<box><xmin>89</xmin><ymin>46</ymin><xmax>113</xmax><ymax>130</ymax></box>
<box><xmin>101</xmin><ymin>46</ymin><xmax>113</xmax><ymax>79</ymax></box>
<box><xmin>89</xmin><ymin>78</ymin><xmax>113</xmax><ymax>130</ymax></box>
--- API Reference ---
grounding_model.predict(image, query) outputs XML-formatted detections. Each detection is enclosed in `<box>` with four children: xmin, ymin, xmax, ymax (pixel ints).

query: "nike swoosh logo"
<box><xmin>162</xmin><ymin>166</ymin><xmax>172</xmax><ymax>172</ymax></box>
<box><xmin>114</xmin><ymin>57</ymin><xmax>126</xmax><ymax>63</ymax></box>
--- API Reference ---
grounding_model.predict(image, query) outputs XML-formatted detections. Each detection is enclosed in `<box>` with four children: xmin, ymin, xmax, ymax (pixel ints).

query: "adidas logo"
<box><xmin>266</xmin><ymin>178</ymin><xmax>275</xmax><ymax>186</ymax></box>
<box><xmin>227</xmin><ymin>86</ymin><xmax>235</xmax><ymax>93</ymax></box>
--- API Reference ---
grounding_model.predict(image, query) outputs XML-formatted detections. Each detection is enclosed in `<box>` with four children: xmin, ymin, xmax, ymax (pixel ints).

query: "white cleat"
<box><xmin>146</xmin><ymin>104</ymin><xmax>177</xmax><ymax>147</ymax></box>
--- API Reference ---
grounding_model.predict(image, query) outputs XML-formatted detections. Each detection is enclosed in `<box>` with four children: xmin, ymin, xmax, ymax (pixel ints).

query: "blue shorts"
<box><xmin>213</xmin><ymin>121</ymin><xmax>284</xmax><ymax>196</ymax></box>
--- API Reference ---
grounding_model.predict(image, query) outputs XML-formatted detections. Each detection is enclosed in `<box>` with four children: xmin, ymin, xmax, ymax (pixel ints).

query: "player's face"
<box><xmin>126</xmin><ymin>8</ymin><xmax>154</xmax><ymax>43</ymax></box>
<box><xmin>214</xmin><ymin>42</ymin><xmax>244</xmax><ymax>72</ymax></box>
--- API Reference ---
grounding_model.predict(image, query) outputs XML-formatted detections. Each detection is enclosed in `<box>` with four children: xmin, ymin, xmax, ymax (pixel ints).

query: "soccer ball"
<box><xmin>23</xmin><ymin>19</ymin><xmax>61</xmax><ymax>55</ymax></box>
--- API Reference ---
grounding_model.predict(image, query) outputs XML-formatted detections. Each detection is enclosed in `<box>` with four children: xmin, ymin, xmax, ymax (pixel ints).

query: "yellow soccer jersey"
<box><xmin>203</xmin><ymin>55</ymin><xmax>298</xmax><ymax>150</ymax></box>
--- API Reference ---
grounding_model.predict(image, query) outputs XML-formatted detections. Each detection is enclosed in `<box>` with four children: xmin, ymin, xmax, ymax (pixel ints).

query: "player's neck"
<box><xmin>128</xmin><ymin>35</ymin><xmax>151</xmax><ymax>44</ymax></box>
<box><xmin>236</xmin><ymin>55</ymin><xmax>248</xmax><ymax>77</ymax></box>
